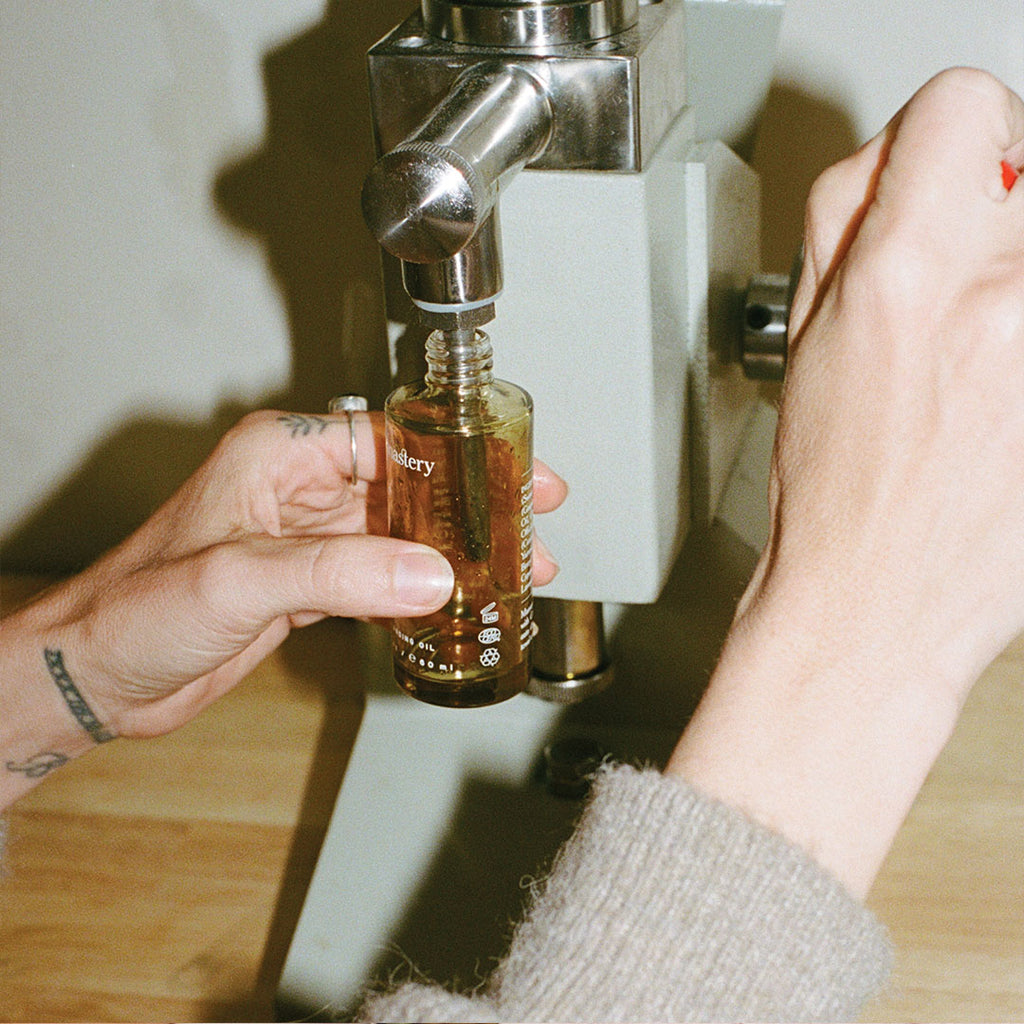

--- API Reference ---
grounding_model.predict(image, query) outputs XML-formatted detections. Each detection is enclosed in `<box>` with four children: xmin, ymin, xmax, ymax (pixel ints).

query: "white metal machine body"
<box><xmin>279</xmin><ymin>0</ymin><xmax>782</xmax><ymax>1014</ymax></box>
<box><xmin>498</xmin><ymin>126</ymin><xmax>763</xmax><ymax>602</ymax></box>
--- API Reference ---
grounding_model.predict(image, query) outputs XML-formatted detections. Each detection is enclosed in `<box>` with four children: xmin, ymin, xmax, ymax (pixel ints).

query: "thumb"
<box><xmin>53</xmin><ymin>535</ymin><xmax>455</xmax><ymax>738</ymax></box>
<box><xmin>230</xmin><ymin>534</ymin><xmax>455</xmax><ymax>622</ymax></box>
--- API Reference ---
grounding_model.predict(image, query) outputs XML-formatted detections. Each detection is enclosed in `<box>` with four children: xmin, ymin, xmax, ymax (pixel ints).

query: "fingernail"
<box><xmin>534</xmin><ymin>535</ymin><xmax>560</xmax><ymax>577</ymax></box>
<box><xmin>534</xmin><ymin>459</ymin><xmax>568</xmax><ymax>494</ymax></box>
<box><xmin>393</xmin><ymin>550</ymin><xmax>455</xmax><ymax>608</ymax></box>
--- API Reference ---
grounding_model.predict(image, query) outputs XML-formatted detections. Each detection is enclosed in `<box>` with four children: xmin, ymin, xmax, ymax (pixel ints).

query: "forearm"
<box><xmin>0</xmin><ymin>586</ymin><xmax>118</xmax><ymax>810</ymax></box>
<box><xmin>666</xmin><ymin>590</ymin><xmax>962</xmax><ymax>898</ymax></box>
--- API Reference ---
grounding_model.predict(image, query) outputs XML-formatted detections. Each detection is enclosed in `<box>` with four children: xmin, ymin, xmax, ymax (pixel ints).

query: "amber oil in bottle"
<box><xmin>385</xmin><ymin>327</ymin><xmax>534</xmax><ymax>707</ymax></box>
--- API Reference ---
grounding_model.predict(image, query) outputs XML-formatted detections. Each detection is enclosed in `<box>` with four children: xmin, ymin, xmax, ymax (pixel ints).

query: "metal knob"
<box><xmin>543</xmin><ymin>736</ymin><xmax>606</xmax><ymax>799</ymax></box>
<box><xmin>740</xmin><ymin>250</ymin><xmax>803</xmax><ymax>381</ymax></box>
<box><xmin>741</xmin><ymin>273</ymin><xmax>791</xmax><ymax>381</ymax></box>
<box><xmin>364</xmin><ymin>143</ymin><xmax>489</xmax><ymax>266</ymax></box>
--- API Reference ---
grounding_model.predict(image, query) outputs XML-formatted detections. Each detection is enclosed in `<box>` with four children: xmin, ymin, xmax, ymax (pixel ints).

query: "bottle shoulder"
<box><xmin>386</xmin><ymin>378</ymin><xmax>532</xmax><ymax>430</ymax></box>
<box><xmin>387</xmin><ymin>377</ymin><xmax>530</xmax><ymax>400</ymax></box>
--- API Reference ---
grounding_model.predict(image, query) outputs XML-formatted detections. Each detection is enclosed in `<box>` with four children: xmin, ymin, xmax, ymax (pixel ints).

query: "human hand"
<box><xmin>5</xmin><ymin>410</ymin><xmax>567</xmax><ymax>746</ymax></box>
<box><xmin>756</xmin><ymin>67</ymin><xmax>1024</xmax><ymax>697</ymax></box>
<box><xmin>669</xmin><ymin>69</ymin><xmax>1024</xmax><ymax>896</ymax></box>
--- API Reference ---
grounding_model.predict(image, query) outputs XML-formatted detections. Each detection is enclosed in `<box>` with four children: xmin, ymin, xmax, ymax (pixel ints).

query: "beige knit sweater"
<box><xmin>356</xmin><ymin>765</ymin><xmax>892</xmax><ymax>1023</ymax></box>
<box><xmin>0</xmin><ymin>766</ymin><xmax>890</xmax><ymax>1022</ymax></box>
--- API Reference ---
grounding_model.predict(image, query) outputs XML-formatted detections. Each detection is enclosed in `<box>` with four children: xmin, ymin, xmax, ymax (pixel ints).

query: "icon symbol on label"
<box><xmin>480</xmin><ymin>602</ymin><xmax>499</xmax><ymax>625</ymax></box>
<box><xmin>480</xmin><ymin>647</ymin><xmax>501</xmax><ymax>668</ymax></box>
<box><xmin>478</xmin><ymin>627</ymin><xmax>501</xmax><ymax>645</ymax></box>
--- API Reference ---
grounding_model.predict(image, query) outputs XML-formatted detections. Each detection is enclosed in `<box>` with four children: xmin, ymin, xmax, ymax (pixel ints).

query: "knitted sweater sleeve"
<box><xmin>356</xmin><ymin>764</ymin><xmax>892</xmax><ymax>1023</ymax></box>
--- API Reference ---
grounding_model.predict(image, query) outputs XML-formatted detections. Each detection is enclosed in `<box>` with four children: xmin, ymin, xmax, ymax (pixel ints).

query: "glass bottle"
<box><xmin>385</xmin><ymin>327</ymin><xmax>534</xmax><ymax>707</ymax></box>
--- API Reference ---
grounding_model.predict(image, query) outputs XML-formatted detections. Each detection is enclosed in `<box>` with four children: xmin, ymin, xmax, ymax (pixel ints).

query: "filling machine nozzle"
<box><xmin>359</xmin><ymin>0</ymin><xmax>657</xmax><ymax>330</ymax></box>
<box><xmin>361</xmin><ymin>60</ymin><xmax>554</xmax><ymax>325</ymax></box>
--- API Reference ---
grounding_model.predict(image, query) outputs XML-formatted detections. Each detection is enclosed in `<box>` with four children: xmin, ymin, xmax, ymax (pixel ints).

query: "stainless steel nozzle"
<box><xmin>361</xmin><ymin>62</ymin><xmax>552</xmax><ymax>266</ymax></box>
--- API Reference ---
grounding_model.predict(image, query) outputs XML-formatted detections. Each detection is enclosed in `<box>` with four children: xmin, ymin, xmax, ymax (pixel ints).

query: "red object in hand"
<box><xmin>1002</xmin><ymin>160</ymin><xmax>1020</xmax><ymax>191</ymax></box>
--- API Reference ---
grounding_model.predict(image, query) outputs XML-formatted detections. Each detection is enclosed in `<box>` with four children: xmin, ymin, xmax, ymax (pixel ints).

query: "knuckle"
<box><xmin>972</xmin><ymin>269</ymin><xmax>1024</xmax><ymax>347</ymax></box>
<box><xmin>927</xmin><ymin>66</ymin><xmax>1005</xmax><ymax>103</ymax></box>
<box><xmin>804</xmin><ymin>162</ymin><xmax>851</xmax><ymax>224</ymax></box>
<box><xmin>209</xmin><ymin>410</ymin><xmax>276</xmax><ymax>464</ymax></box>
<box><xmin>233</xmin><ymin>409</ymin><xmax>280</xmax><ymax>440</ymax></box>
<box><xmin>838</xmin><ymin>227</ymin><xmax>929</xmax><ymax>314</ymax></box>
<box><xmin>306</xmin><ymin>538</ymin><xmax>338</xmax><ymax>597</ymax></box>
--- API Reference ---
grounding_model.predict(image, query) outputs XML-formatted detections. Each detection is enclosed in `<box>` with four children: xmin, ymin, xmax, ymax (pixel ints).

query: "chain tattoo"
<box><xmin>3</xmin><ymin>650</ymin><xmax>113</xmax><ymax>780</ymax></box>
<box><xmin>43</xmin><ymin>648</ymin><xmax>117</xmax><ymax>745</ymax></box>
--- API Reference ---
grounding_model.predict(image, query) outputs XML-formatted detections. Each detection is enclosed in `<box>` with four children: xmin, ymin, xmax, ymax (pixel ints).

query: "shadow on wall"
<box><xmin>213</xmin><ymin>0</ymin><xmax>406</xmax><ymax>415</ymax></box>
<box><xmin>1</xmin><ymin>0</ymin><xmax>409</xmax><ymax>576</ymax></box>
<box><xmin>1</xmin><ymin>63</ymin><xmax>856</xmax><ymax>576</ymax></box>
<box><xmin>752</xmin><ymin>81</ymin><xmax>860</xmax><ymax>273</ymax></box>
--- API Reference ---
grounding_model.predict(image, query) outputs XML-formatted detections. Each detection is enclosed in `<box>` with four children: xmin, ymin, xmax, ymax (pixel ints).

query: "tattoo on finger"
<box><xmin>277</xmin><ymin>414</ymin><xmax>335</xmax><ymax>438</ymax></box>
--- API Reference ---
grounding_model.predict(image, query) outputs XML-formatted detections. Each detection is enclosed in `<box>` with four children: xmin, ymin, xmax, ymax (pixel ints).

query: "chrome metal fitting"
<box><xmin>362</xmin><ymin>1</ymin><xmax>687</xmax><ymax>312</ymax></box>
<box><xmin>528</xmin><ymin>598</ymin><xmax>615</xmax><ymax>704</ymax></box>
<box><xmin>362</xmin><ymin>63</ymin><xmax>553</xmax><ymax>267</ymax></box>
<box><xmin>367</xmin><ymin>2</ymin><xmax>686</xmax><ymax>175</ymax></box>
<box><xmin>416</xmin><ymin>301</ymin><xmax>496</xmax><ymax>331</ymax></box>
<box><xmin>741</xmin><ymin>273</ymin><xmax>789</xmax><ymax>380</ymax></box>
<box><xmin>423</xmin><ymin>0</ymin><xmax>639</xmax><ymax>47</ymax></box>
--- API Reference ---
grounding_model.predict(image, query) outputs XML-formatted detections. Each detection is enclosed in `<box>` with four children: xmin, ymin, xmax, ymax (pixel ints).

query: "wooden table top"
<box><xmin>1</xmin><ymin>573</ymin><xmax>1021</xmax><ymax>1022</ymax></box>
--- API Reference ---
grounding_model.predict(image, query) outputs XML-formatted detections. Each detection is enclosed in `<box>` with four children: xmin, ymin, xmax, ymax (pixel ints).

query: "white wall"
<box><xmin>753</xmin><ymin>0</ymin><xmax>1024</xmax><ymax>271</ymax></box>
<box><xmin>2</xmin><ymin>0</ymin><xmax>1022</xmax><ymax>572</ymax></box>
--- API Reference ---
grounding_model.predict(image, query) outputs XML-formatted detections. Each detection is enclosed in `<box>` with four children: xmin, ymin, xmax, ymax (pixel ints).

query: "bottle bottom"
<box><xmin>393</xmin><ymin>657</ymin><xmax>530</xmax><ymax>708</ymax></box>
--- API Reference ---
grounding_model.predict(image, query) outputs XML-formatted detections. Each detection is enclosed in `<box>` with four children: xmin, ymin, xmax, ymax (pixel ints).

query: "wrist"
<box><xmin>1</xmin><ymin>593</ymin><xmax>118</xmax><ymax>810</ymax></box>
<box><xmin>667</xmin><ymin>585</ymin><xmax>961</xmax><ymax>898</ymax></box>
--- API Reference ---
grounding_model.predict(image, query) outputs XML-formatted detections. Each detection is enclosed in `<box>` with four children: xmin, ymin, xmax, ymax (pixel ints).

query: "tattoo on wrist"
<box><xmin>43</xmin><ymin>648</ymin><xmax>117</xmax><ymax>745</ymax></box>
<box><xmin>5</xmin><ymin>751</ymin><xmax>69</xmax><ymax>779</ymax></box>
<box><xmin>278</xmin><ymin>414</ymin><xmax>334</xmax><ymax>438</ymax></box>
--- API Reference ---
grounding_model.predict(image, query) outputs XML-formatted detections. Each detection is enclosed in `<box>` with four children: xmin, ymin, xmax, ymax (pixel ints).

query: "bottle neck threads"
<box><xmin>425</xmin><ymin>328</ymin><xmax>494</xmax><ymax>389</ymax></box>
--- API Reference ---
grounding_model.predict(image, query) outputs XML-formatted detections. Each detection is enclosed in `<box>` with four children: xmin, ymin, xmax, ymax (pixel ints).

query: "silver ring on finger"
<box><xmin>328</xmin><ymin>394</ymin><xmax>369</xmax><ymax>486</ymax></box>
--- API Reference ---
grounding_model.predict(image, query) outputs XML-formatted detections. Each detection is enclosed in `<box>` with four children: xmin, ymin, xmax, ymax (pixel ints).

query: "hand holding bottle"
<box><xmin>1</xmin><ymin>409</ymin><xmax>567</xmax><ymax>809</ymax></box>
